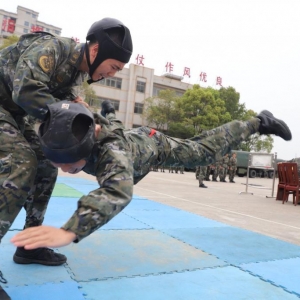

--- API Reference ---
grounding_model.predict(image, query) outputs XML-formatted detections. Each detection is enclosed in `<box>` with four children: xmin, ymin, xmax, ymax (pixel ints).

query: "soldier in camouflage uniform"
<box><xmin>219</xmin><ymin>154</ymin><xmax>229</xmax><ymax>182</ymax></box>
<box><xmin>0</xmin><ymin>18</ymin><xmax>132</xmax><ymax>298</ymax></box>
<box><xmin>212</xmin><ymin>161</ymin><xmax>220</xmax><ymax>182</ymax></box>
<box><xmin>228</xmin><ymin>152</ymin><xmax>238</xmax><ymax>183</ymax></box>
<box><xmin>11</xmin><ymin>101</ymin><xmax>291</xmax><ymax>251</ymax></box>
<box><xmin>198</xmin><ymin>166</ymin><xmax>208</xmax><ymax>188</ymax></box>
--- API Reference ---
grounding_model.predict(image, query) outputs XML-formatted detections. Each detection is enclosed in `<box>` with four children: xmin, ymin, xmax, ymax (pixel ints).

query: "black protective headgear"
<box><xmin>38</xmin><ymin>101</ymin><xmax>95</xmax><ymax>164</ymax></box>
<box><xmin>86</xmin><ymin>17</ymin><xmax>133</xmax><ymax>84</ymax></box>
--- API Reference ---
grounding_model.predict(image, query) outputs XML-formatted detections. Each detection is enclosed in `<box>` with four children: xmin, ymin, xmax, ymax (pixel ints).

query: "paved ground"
<box><xmin>1</xmin><ymin>170</ymin><xmax>300</xmax><ymax>299</ymax></box>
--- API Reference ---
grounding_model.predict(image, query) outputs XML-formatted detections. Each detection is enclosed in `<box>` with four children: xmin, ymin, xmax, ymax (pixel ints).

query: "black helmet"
<box><xmin>38</xmin><ymin>101</ymin><xmax>95</xmax><ymax>164</ymax></box>
<box><xmin>85</xmin><ymin>17</ymin><xmax>133</xmax><ymax>83</ymax></box>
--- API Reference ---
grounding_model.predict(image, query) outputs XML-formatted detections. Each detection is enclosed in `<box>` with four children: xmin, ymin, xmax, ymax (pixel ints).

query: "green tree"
<box><xmin>143</xmin><ymin>89</ymin><xmax>180</xmax><ymax>131</ymax></box>
<box><xmin>0</xmin><ymin>35</ymin><xmax>19</xmax><ymax>50</ymax></box>
<box><xmin>74</xmin><ymin>81</ymin><xmax>98</xmax><ymax>112</ymax></box>
<box><xmin>179</xmin><ymin>84</ymin><xmax>231</xmax><ymax>135</ymax></box>
<box><xmin>219</xmin><ymin>86</ymin><xmax>247</xmax><ymax>120</ymax></box>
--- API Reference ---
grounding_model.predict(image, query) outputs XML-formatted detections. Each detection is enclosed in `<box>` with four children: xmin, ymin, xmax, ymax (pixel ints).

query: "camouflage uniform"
<box><xmin>219</xmin><ymin>154</ymin><xmax>229</xmax><ymax>182</ymax></box>
<box><xmin>0</xmin><ymin>32</ymin><xmax>87</xmax><ymax>240</ymax></box>
<box><xmin>198</xmin><ymin>166</ymin><xmax>208</xmax><ymax>187</ymax></box>
<box><xmin>61</xmin><ymin>114</ymin><xmax>259</xmax><ymax>242</ymax></box>
<box><xmin>205</xmin><ymin>165</ymin><xmax>212</xmax><ymax>181</ymax></box>
<box><xmin>228</xmin><ymin>154</ymin><xmax>237</xmax><ymax>182</ymax></box>
<box><xmin>212</xmin><ymin>161</ymin><xmax>221</xmax><ymax>181</ymax></box>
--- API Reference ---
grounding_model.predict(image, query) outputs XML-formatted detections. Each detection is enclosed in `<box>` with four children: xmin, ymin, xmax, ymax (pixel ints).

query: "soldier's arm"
<box><xmin>12</xmin><ymin>37</ymin><xmax>72</xmax><ymax>120</ymax></box>
<box><xmin>61</xmin><ymin>135</ymin><xmax>134</xmax><ymax>242</ymax></box>
<box><xmin>11</xmin><ymin>135</ymin><xmax>134</xmax><ymax>248</ymax></box>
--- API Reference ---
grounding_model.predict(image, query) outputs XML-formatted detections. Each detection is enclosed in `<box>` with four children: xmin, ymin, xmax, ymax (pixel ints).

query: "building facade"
<box><xmin>0</xmin><ymin>5</ymin><xmax>61</xmax><ymax>41</ymax></box>
<box><xmin>92</xmin><ymin>63</ymin><xmax>193</xmax><ymax>128</ymax></box>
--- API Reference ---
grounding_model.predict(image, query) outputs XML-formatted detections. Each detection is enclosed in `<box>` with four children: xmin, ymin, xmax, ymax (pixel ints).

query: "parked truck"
<box><xmin>231</xmin><ymin>150</ymin><xmax>284</xmax><ymax>178</ymax></box>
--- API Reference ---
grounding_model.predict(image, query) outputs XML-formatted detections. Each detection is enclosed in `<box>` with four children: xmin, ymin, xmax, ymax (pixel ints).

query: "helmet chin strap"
<box><xmin>85</xmin><ymin>43</ymin><xmax>101</xmax><ymax>84</ymax></box>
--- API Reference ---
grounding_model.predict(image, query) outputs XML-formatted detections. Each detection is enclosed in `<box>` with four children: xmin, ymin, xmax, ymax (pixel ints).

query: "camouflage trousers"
<box><xmin>228</xmin><ymin>167</ymin><xmax>237</xmax><ymax>181</ymax></box>
<box><xmin>219</xmin><ymin>166</ymin><xmax>228</xmax><ymax>181</ymax></box>
<box><xmin>198</xmin><ymin>166</ymin><xmax>207</xmax><ymax>185</ymax></box>
<box><xmin>153</xmin><ymin>118</ymin><xmax>260</xmax><ymax>169</ymax></box>
<box><xmin>0</xmin><ymin>111</ymin><xmax>57</xmax><ymax>242</ymax></box>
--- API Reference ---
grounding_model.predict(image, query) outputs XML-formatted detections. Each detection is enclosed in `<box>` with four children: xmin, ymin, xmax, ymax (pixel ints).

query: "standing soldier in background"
<box><xmin>219</xmin><ymin>154</ymin><xmax>229</xmax><ymax>182</ymax></box>
<box><xmin>212</xmin><ymin>161</ymin><xmax>220</xmax><ymax>182</ymax></box>
<box><xmin>198</xmin><ymin>166</ymin><xmax>208</xmax><ymax>188</ymax></box>
<box><xmin>205</xmin><ymin>164</ymin><xmax>212</xmax><ymax>181</ymax></box>
<box><xmin>195</xmin><ymin>166</ymin><xmax>200</xmax><ymax>179</ymax></box>
<box><xmin>228</xmin><ymin>152</ymin><xmax>237</xmax><ymax>183</ymax></box>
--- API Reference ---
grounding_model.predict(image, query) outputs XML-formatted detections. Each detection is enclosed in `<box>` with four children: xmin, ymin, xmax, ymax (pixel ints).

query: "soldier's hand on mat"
<box><xmin>10</xmin><ymin>226</ymin><xmax>77</xmax><ymax>249</ymax></box>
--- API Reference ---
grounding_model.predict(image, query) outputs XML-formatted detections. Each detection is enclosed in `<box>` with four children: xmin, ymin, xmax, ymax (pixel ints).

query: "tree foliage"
<box><xmin>0</xmin><ymin>35</ymin><xmax>19</xmax><ymax>50</ymax></box>
<box><xmin>143</xmin><ymin>90</ymin><xmax>180</xmax><ymax>131</ymax></box>
<box><xmin>73</xmin><ymin>81</ymin><xmax>98</xmax><ymax>112</ymax></box>
<box><xmin>179</xmin><ymin>84</ymin><xmax>231</xmax><ymax>135</ymax></box>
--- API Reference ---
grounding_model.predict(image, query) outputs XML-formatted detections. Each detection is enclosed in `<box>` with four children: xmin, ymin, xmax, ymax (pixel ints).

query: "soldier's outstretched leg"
<box><xmin>159</xmin><ymin>111</ymin><xmax>291</xmax><ymax>169</ymax></box>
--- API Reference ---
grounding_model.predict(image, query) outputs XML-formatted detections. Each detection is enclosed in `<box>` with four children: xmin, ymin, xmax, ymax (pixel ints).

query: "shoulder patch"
<box><xmin>38</xmin><ymin>54</ymin><xmax>54</xmax><ymax>73</ymax></box>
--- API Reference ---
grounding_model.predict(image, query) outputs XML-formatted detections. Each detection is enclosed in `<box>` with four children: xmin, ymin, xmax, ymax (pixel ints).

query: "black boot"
<box><xmin>0</xmin><ymin>286</ymin><xmax>10</xmax><ymax>300</ymax></box>
<box><xmin>257</xmin><ymin>110</ymin><xmax>292</xmax><ymax>141</ymax></box>
<box><xmin>13</xmin><ymin>247</ymin><xmax>67</xmax><ymax>266</ymax></box>
<box><xmin>230</xmin><ymin>180</ymin><xmax>235</xmax><ymax>183</ymax></box>
<box><xmin>0</xmin><ymin>271</ymin><xmax>10</xmax><ymax>300</ymax></box>
<box><xmin>101</xmin><ymin>100</ymin><xmax>115</xmax><ymax>117</ymax></box>
<box><xmin>199</xmin><ymin>183</ymin><xmax>208</xmax><ymax>188</ymax></box>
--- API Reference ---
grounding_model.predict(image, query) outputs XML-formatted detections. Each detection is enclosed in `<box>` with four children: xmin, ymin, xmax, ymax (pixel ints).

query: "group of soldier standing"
<box><xmin>196</xmin><ymin>152</ymin><xmax>238</xmax><ymax>188</ymax></box>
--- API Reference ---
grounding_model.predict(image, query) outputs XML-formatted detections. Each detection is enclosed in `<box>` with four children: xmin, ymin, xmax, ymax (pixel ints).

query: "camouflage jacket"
<box><xmin>0</xmin><ymin>32</ymin><xmax>87</xmax><ymax>121</ymax></box>
<box><xmin>62</xmin><ymin>121</ymin><xmax>208</xmax><ymax>242</ymax></box>
<box><xmin>61</xmin><ymin>116</ymin><xmax>259</xmax><ymax>242</ymax></box>
<box><xmin>228</xmin><ymin>156</ymin><xmax>237</xmax><ymax>168</ymax></box>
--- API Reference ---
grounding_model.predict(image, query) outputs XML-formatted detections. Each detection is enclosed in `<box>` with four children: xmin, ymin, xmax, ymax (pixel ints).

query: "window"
<box><xmin>54</xmin><ymin>30</ymin><xmax>61</xmax><ymax>35</ymax></box>
<box><xmin>134</xmin><ymin>103</ymin><xmax>143</xmax><ymax>114</ymax></box>
<box><xmin>32</xmin><ymin>14</ymin><xmax>37</xmax><ymax>18</ymax></box>
<box><xmin>45</xmin><ymin>28</ymin><xmax>50</xmax><ymax>32</ymax></box>
<box><xmin>26</xmin><ymin>11</ymin><xmax>31</xmax><ymax>15</ymax></box>
<box><xmin>153</xmin><ymin>86</ymin><xmax>164</xmax><ymax>96</ymax></box>
<box><xmin>99</xmin><ymin>98</ymin><xmax>120</xmax><ymax>111</ymax></box>
<box><xmin>23</xmin><ymin>28</ymin><xmax>29</xmax><ymax>33</ymax></box>
<box><xmin>136</xmin><ymin>81</ymin><xmax>146</xmax><ymax>93</ymax></box>
<box><xmin>24</xmin><ymin>21</ymin><xmax>29</xmax><ymax>27</ymax></box>
<box><xmin>98</xmin><ymin>77</ymin><xmax>122</xmax><ymax>89</ymax></box>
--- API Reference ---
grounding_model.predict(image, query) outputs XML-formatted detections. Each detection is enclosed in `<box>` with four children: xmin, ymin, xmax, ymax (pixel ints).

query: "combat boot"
<box><xmin>101</xmin><ymin>100</ymin><xmax>115</xmax><ymax>117</ymax></box>
<box><xmin>0</xmin><ymin>271</ymin><xmax>10</xmax><ymax>300</ymax></box>
<box><xmin>0</xmin><ymin>286</ymin><xmax>10</xmax><ymax>300</ymax></box>
<box><xmin>257</xmin><ymin>110</ymin><xmax>292</xmax><ymax>141</ymax></box>
<box><xmin>13</xmin><ymin>247</ymin><xmax>67</xmax><ymax>266</ymax></box>
<box><xmin>199</xmin><ymin>183</ymin><xmax>208</xmax><ymax>188</ymax></box>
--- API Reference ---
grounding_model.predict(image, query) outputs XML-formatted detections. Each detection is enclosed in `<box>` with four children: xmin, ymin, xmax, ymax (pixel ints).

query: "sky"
<box><xmin>2</xmin><ymin>0</ymin><xmax>300</xmax><ymax>160</ymax></box>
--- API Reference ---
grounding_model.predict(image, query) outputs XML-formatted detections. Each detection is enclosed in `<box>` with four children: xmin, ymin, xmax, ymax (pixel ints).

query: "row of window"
<box><xmin>89</xmin><ymin>96</ymin><xmax>144</xmax><ymax>115</ymax></box>
<box><xmin>25</xmin><ymin>11</ymin><xmax>37</xmax><ymax>18</ymax></box>
<box><xmin>98</xmin><ymin>77</ymin><xmax>185</xmax><ymax>97</ymax></box>
<box><xmin>23</xmin><ymin>27</ymin><xmax>60</xmax><ymax>34</ymax></box>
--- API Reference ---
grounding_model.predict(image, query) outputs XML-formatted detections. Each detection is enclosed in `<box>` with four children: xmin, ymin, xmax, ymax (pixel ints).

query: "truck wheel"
<box><xmin>268</xmin><ymin>171</ymin><xmax>274</xmax><ymax>178</ymax></box>
<box><xmin>249</xmin><ymin>169</ymin><xmax>256</xmax><ymax>178</ymax></box>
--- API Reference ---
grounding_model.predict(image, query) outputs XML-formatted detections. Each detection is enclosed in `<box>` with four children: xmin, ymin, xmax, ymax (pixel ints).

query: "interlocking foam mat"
<box><xmin>2</xmin><ymin>176</ymin><xmax>300</xmax><ymax>300</ymax></box>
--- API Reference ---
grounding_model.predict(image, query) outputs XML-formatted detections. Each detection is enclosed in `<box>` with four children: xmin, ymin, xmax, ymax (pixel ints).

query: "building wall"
<box><xmin>91</xmin><ymin>64</ymin><xmax>193</xmax><ymax>128</ymax></box>
<box><xmin>0</xmin><ymin>5</ymin><xmax>61</xmax><ymax>41</ymax></box>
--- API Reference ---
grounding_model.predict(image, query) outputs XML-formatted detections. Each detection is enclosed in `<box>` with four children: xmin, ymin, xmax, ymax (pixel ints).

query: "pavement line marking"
<box><xmin>135</xmin><ymin>187</ymin><xmax>300</xmax><ymax>230</ymax></box>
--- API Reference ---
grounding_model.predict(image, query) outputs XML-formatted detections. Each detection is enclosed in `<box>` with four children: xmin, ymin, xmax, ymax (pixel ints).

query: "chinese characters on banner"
<box><xmin>135</xmin><ymin>55</ymin><xmax>223</xmax><ymax>86</ymax></box>
<box><xmin>1</xmin><ymin>18</ymin><xmax>16</xmax><ymax>33</ymax></box>
<box><xmin>31</xmin><ymin>25</ymin><xmax>44</xmax><ymax>32</ymax></box>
